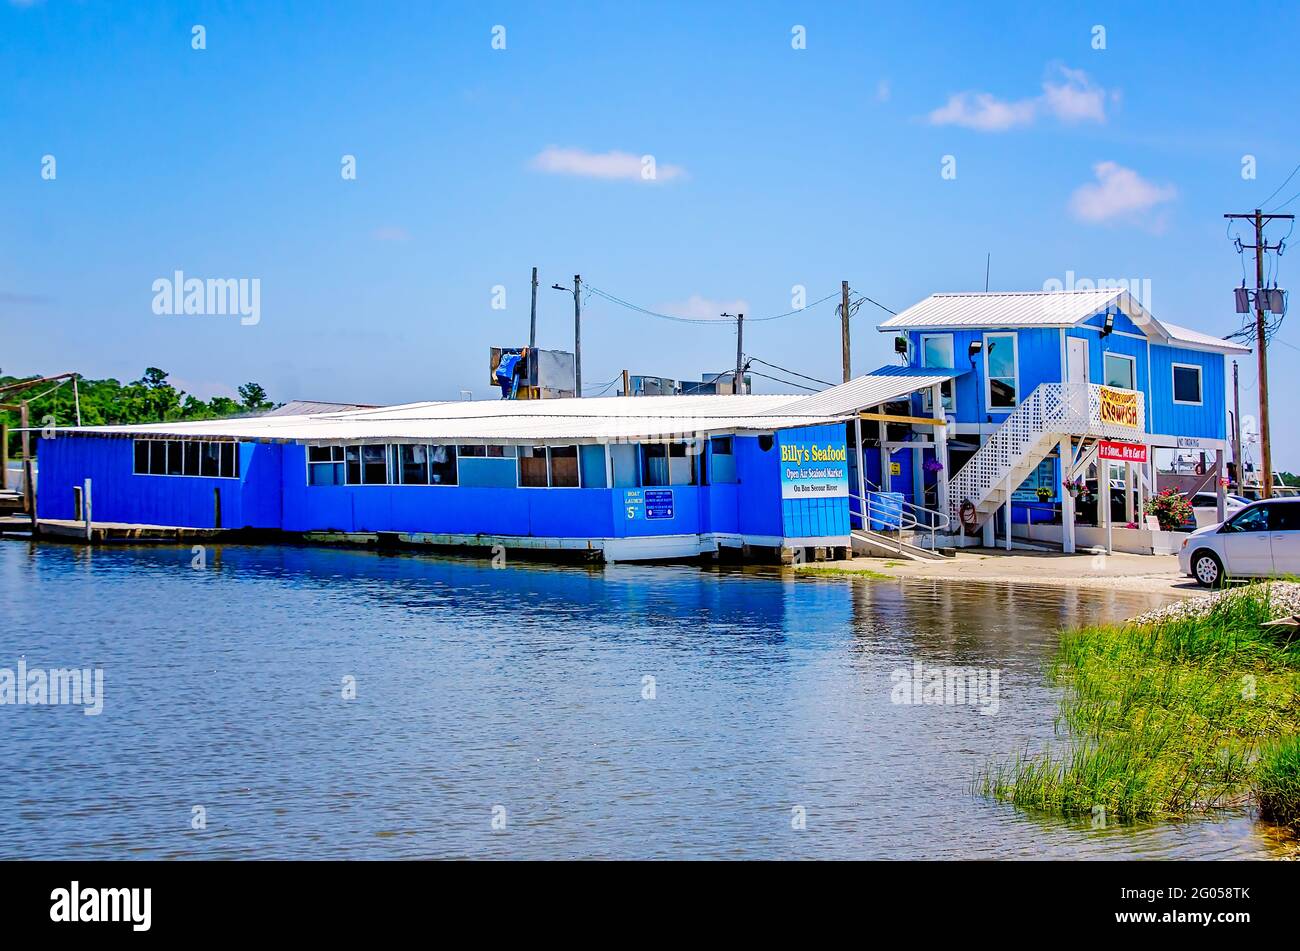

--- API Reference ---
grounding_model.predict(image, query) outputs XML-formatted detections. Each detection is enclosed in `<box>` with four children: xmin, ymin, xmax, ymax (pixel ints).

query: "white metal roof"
<box><xmin>57</xmin><ymin>370</ymin><xmax>958</xmax><ymax>444</ymax></box>
<box><xmin>879</xmin><ymin>289</ymin><xmax>1249</xmax><ymax>355</ymax></box>
<box><xmin>777</xmin><ymin>367</ymin><xmax>962</xmax><ymax>417</ymax></box>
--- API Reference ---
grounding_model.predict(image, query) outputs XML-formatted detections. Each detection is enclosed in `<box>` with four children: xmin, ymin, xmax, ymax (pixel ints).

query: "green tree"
<box><xmin>237</xmin><ymin>382</ymin><xmax>271</xmax><ymax>411</ymax></box>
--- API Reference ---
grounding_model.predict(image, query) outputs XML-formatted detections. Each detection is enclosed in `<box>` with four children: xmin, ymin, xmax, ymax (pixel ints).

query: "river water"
<box><xmin>1</xmin><ymin>540</ymin><xmax>1294</xmax><ymax>859</ymax></box>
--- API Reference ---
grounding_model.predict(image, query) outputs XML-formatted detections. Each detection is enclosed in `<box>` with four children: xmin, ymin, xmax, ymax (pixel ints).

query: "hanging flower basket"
<box><xmin>922</xmin><ymin>458</ymin><xmax>944</xmax><ymax>473</ymax></box>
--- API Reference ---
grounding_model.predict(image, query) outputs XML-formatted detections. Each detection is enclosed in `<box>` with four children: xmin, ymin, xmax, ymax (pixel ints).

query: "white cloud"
<box><xmin>371</xmin><ymin>226</ymin><xmax>411</xmax><ymax>242</ymax></box>
<box><xmin>928</xmin><ymin>91</ymin><xmax>1037</xmax><ymax>131</ymax></box>
<box><xmin>928</xmin><ymin>64</ymin><xmax>1110</xmax><ymax>132</ymax></box>
<box><xmin>655</xmin><ymin>294</ymin><xmax>749</xmax><ymax>321</ymax></box>
<box><xmin>530</xmin><ymin>146</ymin><xmax>686</xmax><ymax>183</ymax></box>
<box><xmin>1069</xmin><ymin>161</ymin><xmax>1176</xmax><ymax>226</ymax></box>
<box><xmin>1041</xmin><ymin>65</ymin><xmax>1106</xmax><ymax>123</ymax></box>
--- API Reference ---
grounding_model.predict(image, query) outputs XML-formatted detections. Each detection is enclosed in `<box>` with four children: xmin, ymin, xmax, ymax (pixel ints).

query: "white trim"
<box><xmin>1171</xmin><ymin>362</ymin><xmax>1204</xmax><ymax>406</ymax></box>
<box><xmin>982</xmin><ymin>331</ymin><xmax>1020</xmax><ymax>413</ymax></box>
<box><xmin>1102</xmin><ymin>351</ymin><xmax>1137</xmax><ymax>391</ymax></box>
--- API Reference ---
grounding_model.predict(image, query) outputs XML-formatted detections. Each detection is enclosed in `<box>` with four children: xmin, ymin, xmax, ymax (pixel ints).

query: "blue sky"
<box><xmin>3</xmin><ymin>1</ymin><xmax>1299</xmax><ymax>466</ymax></box>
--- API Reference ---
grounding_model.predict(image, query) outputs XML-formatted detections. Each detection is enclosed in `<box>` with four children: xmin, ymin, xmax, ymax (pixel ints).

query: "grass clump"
<box><xmin>1256</xmin><ymin>736</ymin><xmax>1300</xmax><ymax>828</ymax></box>
<box><xmin>978</xmin><ymin>584</ymin><xmax>1300</xmax><ymax>823</ymax></box>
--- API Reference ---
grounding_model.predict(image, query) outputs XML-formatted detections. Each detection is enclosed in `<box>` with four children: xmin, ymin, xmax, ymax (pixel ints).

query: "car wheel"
<box><xmin>1191</xmin><ymin>549</ymin><xmax>1225</xmax><ymax>588</ymax></box>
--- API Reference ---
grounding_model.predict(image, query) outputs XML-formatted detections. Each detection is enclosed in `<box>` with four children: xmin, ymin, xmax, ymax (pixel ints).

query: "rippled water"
<box><xmin>1</xmin><ymin>539</ymin><xmax>1294</xmax><ymax>859</ymax></box>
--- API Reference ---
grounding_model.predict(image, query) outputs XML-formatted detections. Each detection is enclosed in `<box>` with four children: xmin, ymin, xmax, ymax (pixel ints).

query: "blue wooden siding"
<box><xmin>776</xmin><ymin>425</ymin><xmax>851</xmax><ymax>538</ymax></box>
<box><xmin>35</xmin><ymin>436</ymin><xmax>280</xmax><ymax>529</ymax></box>
<box><xmin>1149</xmin><ymin>344</ymin><xmax>1226</xmax><ymax>439</ymax></box>
<box><xmin>905</xmin><ymin>327</ymin><xmax>1061</xmax><ymax>424</ymax></box>
<box><xmin>38</xmin><ymin>432</ymin><xmax>853</xmax><ymax>546</ymax></box>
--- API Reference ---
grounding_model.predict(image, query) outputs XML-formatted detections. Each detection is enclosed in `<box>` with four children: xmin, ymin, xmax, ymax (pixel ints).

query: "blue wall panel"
<box><xmin>1149</xmin><ymin>344</ymin><xmax>1226</xmax><ymax>439</ymax></box>
<box><xmin>776</xmin><ymin>425</ymin><xmax>851</xmax><ymax>539</ymax></box>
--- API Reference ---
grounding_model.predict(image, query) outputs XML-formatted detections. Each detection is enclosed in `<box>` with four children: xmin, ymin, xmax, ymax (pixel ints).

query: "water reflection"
<box><xmin>0</xmin><ymin>540</ymin><xmax>1293</xmax><ymax>859</ymax></box>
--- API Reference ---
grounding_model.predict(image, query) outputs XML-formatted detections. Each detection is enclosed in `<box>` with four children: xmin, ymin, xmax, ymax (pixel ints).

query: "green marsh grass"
<box><xmin>977</xmin><ymin>584</ymin><xmax>1300</xmax><ymax>823</ymax></box>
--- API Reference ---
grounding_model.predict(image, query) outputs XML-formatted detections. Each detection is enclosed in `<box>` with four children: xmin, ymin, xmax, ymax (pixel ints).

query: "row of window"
<box><xmin>133</xmin><ymin>440</ymin><xmax>240</xmax><ymax>479</ymax></box>
<box><xmin>916</xmin><ymin>332</ymin><xmax>1203</xmax><ymax>412</ymax></box>
<box><xmin>305</xmin><ymin>437</ymin><xmax>737</xmax><ymax>489</ymax></box>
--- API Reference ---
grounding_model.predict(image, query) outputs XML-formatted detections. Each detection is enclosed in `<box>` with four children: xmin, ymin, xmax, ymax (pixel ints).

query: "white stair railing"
<box><xmin>946</xmin><ymin>383</ymin><xmax>1145</xmax><ymax>527</ymax></box>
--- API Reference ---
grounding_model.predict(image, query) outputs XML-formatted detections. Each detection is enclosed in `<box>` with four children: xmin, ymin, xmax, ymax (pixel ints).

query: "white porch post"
<box><xmin>1102</xmin><ymin>461</ymin><xmax>1113</xmax><ymax>554</ymax></box>
<box><xmin>1124</xmin><ymin>461</ymin><xmax>1135</xmax><ymax>524</ymax></box>
<box><xmin>854</xmin><ymin>416</ymin><xmax>866</xmax><ymax>530</ymax></box>
<box><xmin>878</xmin><ymin>412</ymin><xmax>891</xmax><ymax>492</ymax></box>
<box><xmin>1003</xmin><ymin>474</ymin><xmax>1013</xmax><ymax>550</ymax></box>
<box><xmin>934</xmin><ymin>382</ymin><xmax>950</xmax><ymax>525</ymax></box>
<box><xmin>912</xmin><ymin>444</ymin><xmax>923</xmax><ymax>510</ymax></box>
<box><xmin>1215</xmin><ymin>449</ymin><xmax>1226</xmax><ymax>523</ymax></box>
<box><xmin>1061</xmin><ymin>437</ymin><xmax>1076</xmax><ymax>554</ymax></box>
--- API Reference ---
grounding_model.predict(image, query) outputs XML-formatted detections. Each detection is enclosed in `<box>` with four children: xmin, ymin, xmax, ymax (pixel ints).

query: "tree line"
<box><xmin>1</xmin><ymin>367</ymin><xmax>276</xmax><ymax>458</ymax></box>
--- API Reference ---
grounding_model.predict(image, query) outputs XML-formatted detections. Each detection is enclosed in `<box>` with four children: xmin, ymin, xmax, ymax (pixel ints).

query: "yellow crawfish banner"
<box><xmin>1098</xmin><ymin>386</ymin><xmax>1140</xmax><ymax>428</ymax></box>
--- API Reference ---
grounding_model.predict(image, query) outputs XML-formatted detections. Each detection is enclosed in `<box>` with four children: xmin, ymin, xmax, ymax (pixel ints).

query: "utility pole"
<box><xmin>529</xmin><ymin>266</ymin><xmax>538</xmax><ymax>350</ymax></box>
<box><xmin>1225</xmin><ymin>208</ymin><xmax>1293</xmax><ymax>498</ymax></box>
<box><xmin>734</xmin><ymin>312</ymin><xmax>745</xmax><ymax>395</ymax></box>
<box><xmin>573</xmin><ymin>274</ymin><xmax>581</xmax><ymax>396</ymax></box>
<box><xmin>1232</xmin><ymin>359</ymin><xmax>1242</xmax><ymax>491</ymax></box>
<box><xmin>622</xmin><ymin>369</ymin><xmax>630</xmax><ymax>397</ymax></box>
<box><xmin>550</xmin><ymin>275</ymin><xmax>582</xmax><ymax>396</ymax></box>
<box><xmin>840</xmin><ymin>280</ymin><xmax>851</xmax><ymax>383</ymax></box>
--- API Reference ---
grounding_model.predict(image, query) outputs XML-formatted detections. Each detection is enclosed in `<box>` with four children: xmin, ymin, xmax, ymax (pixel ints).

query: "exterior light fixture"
<box><xmin>967</xmin><ymin>340</ymin><xmax>983</xmax><ymax>365</ymax></box>
<box><xmin>1100</xmin><ymin>311</ymin><xmax>1115</xmax><ymax>336</ymax></box>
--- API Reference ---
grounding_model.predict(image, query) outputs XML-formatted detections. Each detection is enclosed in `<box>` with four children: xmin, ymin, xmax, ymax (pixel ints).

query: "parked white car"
<box><xmin>1186</xmin><ymin>491</ymin><xmax>1251</xmax><ymax>530</ymax></box>
<box><xmin>1178</xmin><ymin>498</ymin><xmax>1300</xmax><ymax>587</ymax></box>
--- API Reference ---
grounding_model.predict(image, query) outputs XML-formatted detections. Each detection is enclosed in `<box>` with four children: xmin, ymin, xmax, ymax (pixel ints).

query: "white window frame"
<box><xmin>1102</xmin><ymin>351</ymin><xmax>1137</xmax><ymax>391</ymax></box>
<box><xmin>516</xmin><ymin>445</ymin><xmax>583</xmax><ymax>489</ymax></box>
<box><xmin>304</xmin><ymin>444</ymin><xmax>345</xmax><ymax>486</ymax></box>
<box><xmin>133</xmin><ymin>438</ymin><xmax>240</xmax><ymax>480</ymax></box>
<box><xmin>982</xmin><ymin>331</ymin><xmax>1020</xmax><ymax>412</ymax></box>
<box><xmin>1171</xmin><ymin>362</ymin><xmax>1204</xmax><ymax>406</ymax></box>
<box><xmin>919</xmin><ymin>333</ymin><xmax>956</xmax><ymax>414</ymax></box>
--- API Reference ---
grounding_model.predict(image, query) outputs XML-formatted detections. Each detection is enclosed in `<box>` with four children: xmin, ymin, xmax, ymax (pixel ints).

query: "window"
<box><xmin>457</xmin><ymin>444</ymin><xmax>512</xmax><ymax>459</ymax></box>
<box><xmin>709</xmin><ymin>436</ymin><xmax>737</xmax><ymax>484</ymax></box>
<box><xmin>458</xmin><ymin>445</ymin><xmax>485</xmax><ymax>458</ymax></box>
<box><xmin>345</xmin><ymin>445</ymin><xmax>389</xmax><ymax>485</ymax></box>
<box><xmin>398</xmin><ymin>444</ymin><xmax>429</xmax><ymax>485</ymax></box>
<box><xmin>429</xmin><ymin>445</ymin><xmax>457</xmax><ymax>485</ymax></box>
<box><xmin>641</xmin><ymin>443</ymin><xmax>669</xmax><ymax>487</ymax></box>
<box><xmin>518</xmin><ymin>446</ymin><xmax>549</xmax><ymax>487</ymax></box>
<box><xmin>1104</xmin><ymin>352</ymin><xmax>1136</xmax><ymax>391</ymax></box>
<box><xmin>920</xmin><ymin>334</ymin><xmax>955</xmax><ymax>413</ymax></box>
<box><xmin>1172</xmin><ymin>363</ymin><xmax>1203</xmax><ymax>405</ymax></box>
<box><xmin>548</xmin><ymin>445</ymin><xmax>580</xmax><ymax>488</ymax></box>
<box><xmin>1272</xmin><ymin>503</ymin><xmax>1300</xmax><ymax>532</ymax></box>
<box><xmin>1225</xmin><ymin>505</ymin><xmax>1270</xmax><ymax>533</ymax></box>
<box><xmin>984</xmin><ymin>333</ymin><xmax>1018</xmax><ymax>409</ymax></box>
<box><xmin>307</xmin><ymin>446</ymin><xmax>345</xmax><ymax>486</ymax></box>
<box><xmin>133</xmin><ymin>439</ymin><xmax>238</xmax><ymax>478</ymax></box>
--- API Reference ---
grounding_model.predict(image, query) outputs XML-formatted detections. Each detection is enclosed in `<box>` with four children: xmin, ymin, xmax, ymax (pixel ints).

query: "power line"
<box><xmin>745</xmin><ymin>355</ymin><xmax>836</xmax><ymax>388</ymax></box>
<box><xmin>585</xmin><ymin>283</ymin><xmax>841</xmax><ymax>324</ymax></box>
<box><xmin>746</xmin><ymin>368</ymin><xmax>820</xmax><ymax>392</ymax></box>
<box><xmin>1262</xmin><ymin>160</ymin><xmax>1300</xmax><ymax>209</ymax></box>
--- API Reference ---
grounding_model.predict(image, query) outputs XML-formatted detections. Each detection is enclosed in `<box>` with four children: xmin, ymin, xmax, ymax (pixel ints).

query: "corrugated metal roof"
<box><xmin>1162</xmin><ymin>321</ymin><xmax>1251</xmax><ymax>353</ymax></box>
<box><xmin>261</xmin><ymin>399</ymin><xmax>382</xmax><ymax>416</ymax></box>
<box><xmin>58</xmin><ymin>371</ymin><xmax>959</xmax><ymax>444</ymax></box>
<box><xmin>879</xmin><ymin>290</ymin><xmax>1127</xmax><ymax>329</ymax></box>
<box><xmin>768</xmin><ymin>367</ymin><xmax>964</xmax><ymax>417</ymax></box>
<box><xmin>880</xmin><ymin>290</ymin><xmax>1249</xmax><ymax>354</ymax></box>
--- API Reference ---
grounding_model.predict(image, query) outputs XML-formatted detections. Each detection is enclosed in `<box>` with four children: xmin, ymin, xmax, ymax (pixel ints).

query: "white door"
<box><xmin>1066</xmin><ymin>337</ymin><xmax>1089</xmax><ymax>385</ymax></box>
<box><xmin>1220</xmin><ymin>504</ymin><xmax>1274</xmax><ymax>576</ymax></box>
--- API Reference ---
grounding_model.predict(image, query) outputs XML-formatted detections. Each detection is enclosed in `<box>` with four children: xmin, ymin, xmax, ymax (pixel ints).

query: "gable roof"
<box><xmin>879</xmin><ymin>289</ymin><xmax>1250</xmax><ymax>354</ymax></box>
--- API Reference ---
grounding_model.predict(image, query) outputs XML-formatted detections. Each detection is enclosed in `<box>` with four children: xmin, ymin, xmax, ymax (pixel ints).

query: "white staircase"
<box><xmin>946</xmin><ymin>383</ymin><xmax>1145</xmax><ymax>530</ymax></box>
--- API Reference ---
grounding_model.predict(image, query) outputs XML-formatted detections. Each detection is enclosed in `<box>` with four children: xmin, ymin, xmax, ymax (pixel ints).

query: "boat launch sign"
<box><xmin>779</xmin><ymin>439</ymin><xmax>849</xmax><ymax>499</ymax></box>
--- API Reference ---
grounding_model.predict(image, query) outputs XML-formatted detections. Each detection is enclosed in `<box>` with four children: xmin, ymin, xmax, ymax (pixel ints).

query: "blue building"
<box><xmin>874</xmin><ymin>288</ymin><xmax>1250</xmax><ymax>552</ymax></box>
<box><xmin>35</xmin><ymin>288</ymin><xmax>1249</xmax><ymax>560</ymax></box>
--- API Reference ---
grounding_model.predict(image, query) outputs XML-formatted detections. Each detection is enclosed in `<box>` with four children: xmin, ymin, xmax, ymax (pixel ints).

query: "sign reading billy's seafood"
<box><xmin>1098</xmin><ymin>386</ymin><xmax>1140</xmax><ymax>428</ymax></box>
<box><xmin>780</xmin><ymin>441</ymin><xmax>849</xmax><ymax>499</ymax></box>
